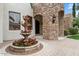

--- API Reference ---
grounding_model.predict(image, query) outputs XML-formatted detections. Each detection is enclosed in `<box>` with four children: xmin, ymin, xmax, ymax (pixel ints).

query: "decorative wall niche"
<box><xmin>52</xmin><ymin>14</ymin><xmax>56</xmax><ymax>23</ymax></box>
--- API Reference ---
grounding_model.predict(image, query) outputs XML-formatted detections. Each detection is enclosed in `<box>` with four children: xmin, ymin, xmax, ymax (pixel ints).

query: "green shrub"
<box><xmin>64</xmin><ymin>30</ymin><xmax>69</xmax><ymax>36</ymax></box>
<box><xmin>73</xmin><ymin>17</ymin><xmax>79</xmax><ymax>27</ymax></box>
<box><xmin>68</xmin><ymin>27</ymin><xmax>78</xmax><ymax>35</ymax></box>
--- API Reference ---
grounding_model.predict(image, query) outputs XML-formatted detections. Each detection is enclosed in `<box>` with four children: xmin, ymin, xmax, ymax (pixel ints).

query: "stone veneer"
<box><xmin>64</xmin><ymin>14</ymin><xmax>73</xmax><ymax>30</ymax></box>
<box><xmin>32</xmin><ymin>3</ymin><xmax>64</xmax><ymax>40</ymax></box>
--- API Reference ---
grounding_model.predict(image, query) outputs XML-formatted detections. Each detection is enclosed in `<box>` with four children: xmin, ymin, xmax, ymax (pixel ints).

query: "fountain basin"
<box><xmin>6</xmin><ymin>41</ymin><xmax>43</xmax><ymax>55</ymax></box>
<box><xmin>10</xmin><ymin>41</ymin><xmax>40</xmax><ymax>49</ymax></box>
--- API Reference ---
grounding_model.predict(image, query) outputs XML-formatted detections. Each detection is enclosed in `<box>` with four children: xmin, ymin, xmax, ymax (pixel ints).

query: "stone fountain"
<box><xmin>13</xmin><ymin>15</ymin><xmax>38</xmax><ymax>46</ymax></box>
<box><xmin>6</xmin><ymin>15</ymin><xmax>43</xmax><ymax>55</ymax></box>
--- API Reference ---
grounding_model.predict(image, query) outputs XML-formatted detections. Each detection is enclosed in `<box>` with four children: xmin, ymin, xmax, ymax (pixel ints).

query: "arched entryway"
<box><xmin>34</xmin><ymin>14</ymin><xmax>43</xmax><ymax>35</ymax></box>
<box><xmin>58</xmin><ymin>10</ymin><xmax>64</xmax><ymax>36</ymax></box>
<box><xmin>35</xmin><ymin>20</ymin><xmax>40</xmax><ymax>34</ymax></box>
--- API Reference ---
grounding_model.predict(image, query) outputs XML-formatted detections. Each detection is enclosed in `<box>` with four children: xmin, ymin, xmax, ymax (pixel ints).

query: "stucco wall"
<box><xmin>3</xmin><ymin>3</ymin><xmax>34</xmax><ymax>40</ymax></box>
<box><xmin>0</xmin><ymin>4</ymin><xmax>4</xmax><ymax>43</ymax></box>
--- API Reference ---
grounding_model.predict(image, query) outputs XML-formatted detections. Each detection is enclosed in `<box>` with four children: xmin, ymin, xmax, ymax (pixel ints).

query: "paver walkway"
<box><xmin>0</xmin><ymin>37</ymin><xmax>79</xmax><ymax>56</ymax></box>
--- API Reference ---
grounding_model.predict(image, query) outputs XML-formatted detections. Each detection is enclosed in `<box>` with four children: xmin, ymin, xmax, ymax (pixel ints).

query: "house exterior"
<box><xmin>0</xmin><ymin>3</ymin><xmax>74</xmax><ymax>43</ymax></box>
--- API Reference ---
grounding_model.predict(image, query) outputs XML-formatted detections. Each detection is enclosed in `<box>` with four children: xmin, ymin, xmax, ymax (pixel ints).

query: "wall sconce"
<box><xmin>52</xmin><ymin>14</ymin><xmax>56</xmax><ymax>23</ymax></box>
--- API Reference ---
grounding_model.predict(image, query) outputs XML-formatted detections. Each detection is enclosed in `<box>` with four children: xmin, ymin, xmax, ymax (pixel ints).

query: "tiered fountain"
<box><xmin>13</xmin><ymin>15</ymin><xmax>38</xmax><ymax>46</ymax></box>
<box><xmin>6</xmin><ymin>15</ymin><xmax>43</xmax><ymax>55</ymax></box>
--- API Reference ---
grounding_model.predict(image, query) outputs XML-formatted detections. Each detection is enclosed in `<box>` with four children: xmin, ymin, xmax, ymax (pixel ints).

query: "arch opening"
<box><xmin>34</xmin><ymin>14</ymin><xmax>43</xmax><ymax>35</ymax></box>
<box><xmin>58</xmin><ymin>10</ymin><xmax>64</xmax><ymax>36</ymax></box>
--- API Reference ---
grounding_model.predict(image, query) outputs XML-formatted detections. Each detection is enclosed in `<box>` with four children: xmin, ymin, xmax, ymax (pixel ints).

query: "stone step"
<box><xmin>36</xmin><ymin>35</ymin><xmax>43</xmax><ymax>40</ymax></box>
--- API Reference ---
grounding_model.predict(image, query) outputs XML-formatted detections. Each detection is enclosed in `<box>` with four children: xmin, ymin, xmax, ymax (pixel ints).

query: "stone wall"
<box><xmin>64</xmin><ymin>14</ymin><xmax>73</xmax><ymax>30</ymax></box>
<box><xmin>32</xmin><ymin>3</ymin><xmax>64</xmax><ymax>40</ymax></box>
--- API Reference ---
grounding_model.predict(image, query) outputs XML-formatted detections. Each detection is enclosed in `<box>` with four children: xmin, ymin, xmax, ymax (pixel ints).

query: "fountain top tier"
<box><xmin>21</xmin><ymin>15</ymin><xmax>32</xmax><ymax>39</ymax></box>
<box><xmin>22</xmin><ymin>15</ymin><xmax>32</xmax><ymax>33</ymax></box>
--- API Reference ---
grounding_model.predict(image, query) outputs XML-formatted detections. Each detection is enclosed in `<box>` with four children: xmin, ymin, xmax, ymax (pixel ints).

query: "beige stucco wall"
<box><xmin>2</xmin><ymin>3</ymin><xmax>34</xmax><ymax>40</ymax></box>
<box><xmin>0</xmin><ymin>4</ymin><xmax>4</xmax><ymax>43</ymax></box>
